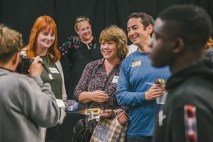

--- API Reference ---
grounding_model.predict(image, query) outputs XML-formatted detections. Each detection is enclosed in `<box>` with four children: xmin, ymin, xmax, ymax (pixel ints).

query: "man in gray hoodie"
<box><xmin>0</xmin><ymin>24</ymin><xmax>60</xmax><ymax>142</ymax></box>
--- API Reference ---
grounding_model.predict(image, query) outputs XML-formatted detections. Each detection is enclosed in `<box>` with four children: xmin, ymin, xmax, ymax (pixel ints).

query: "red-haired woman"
<box><xmin>19</xmin><ymin>15</ymin><xmax>67</xmax><ymax>142</ymax></box>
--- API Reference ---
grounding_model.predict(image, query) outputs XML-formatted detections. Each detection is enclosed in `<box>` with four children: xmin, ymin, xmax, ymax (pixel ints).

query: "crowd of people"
<box><xmin>0</xmin><ymin>4</ymin><xmax>213</xmax><ymax>142</ymax></box>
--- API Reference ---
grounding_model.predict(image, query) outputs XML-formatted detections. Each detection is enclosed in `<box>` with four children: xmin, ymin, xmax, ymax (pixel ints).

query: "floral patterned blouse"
<box><xmin>59</xmin><ymin>36</ymin><xmax>102</xmax><ymax>99</ymax></box>
<box><xmin>74</xmin><ymin>59</ymin><xmax>121</xmax><ymax>132</ymax></box>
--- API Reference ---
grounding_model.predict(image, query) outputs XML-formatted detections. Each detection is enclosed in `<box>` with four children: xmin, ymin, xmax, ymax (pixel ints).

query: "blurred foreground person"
<box><xmin>149</xmin><ymin>4</ymin><xmax>213</xmax><ymax>142</ymax></box>
<box><xmin>0</xmin><ymin>25</ymin><xmax>59</xmax><ymax>142</ymax></box>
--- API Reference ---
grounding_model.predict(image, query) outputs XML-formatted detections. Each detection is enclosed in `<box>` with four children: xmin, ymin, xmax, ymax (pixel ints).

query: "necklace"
<box><xmin>86</xmin><ymin>44</ymin><xmax>91</xmax><ymax>50</ymax></box>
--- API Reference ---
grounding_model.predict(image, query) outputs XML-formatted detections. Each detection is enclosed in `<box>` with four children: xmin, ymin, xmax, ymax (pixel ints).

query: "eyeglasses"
<box><xmin>78</xmin><ymin>26</ymin><xmax>91</xmax><ymax>32</ymax></box>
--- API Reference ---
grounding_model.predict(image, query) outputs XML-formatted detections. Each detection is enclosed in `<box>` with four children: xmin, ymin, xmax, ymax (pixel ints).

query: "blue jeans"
<box><xmin>127</xmin><ymin>136</ymin><xmax>152</xmax><ymax>142</ymax></box>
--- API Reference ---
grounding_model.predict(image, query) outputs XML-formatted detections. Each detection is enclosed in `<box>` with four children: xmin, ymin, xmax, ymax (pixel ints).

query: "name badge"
<box><xmin>49</xmin><ymin>67</ymin><xmax>59</xmax><ymax>74</ymax></box>
<box><xmin>132</xmin><ymin>61</ymin><xmax>141</xmax><ymax>67</ymax></box>
<box><xmin>112</xmin><ymin>76</ymin><xmax>119</xmax><ymax>83</ymax></box>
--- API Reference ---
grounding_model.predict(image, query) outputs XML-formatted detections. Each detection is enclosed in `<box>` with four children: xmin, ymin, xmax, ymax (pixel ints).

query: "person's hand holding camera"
<box><xmin>28</xmin><ymin>56</ymin><xmax>43</xmax><ymax>77</ymax></box>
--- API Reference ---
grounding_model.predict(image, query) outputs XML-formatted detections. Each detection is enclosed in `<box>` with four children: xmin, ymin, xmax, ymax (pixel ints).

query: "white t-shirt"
<box><xmin>127</xmin><ymin>44</ymin><xmax>138</xmax><ymax>56</ymax></box>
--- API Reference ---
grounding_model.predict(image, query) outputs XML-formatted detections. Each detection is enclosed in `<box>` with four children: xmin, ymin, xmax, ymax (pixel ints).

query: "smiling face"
<box><xmin>101</xmin><ymin>40</ymin><xmax>119</xmax><ymax>62</ymax></box>
<box><xmin>76</xmin><ymin>21</ymin><xmax>92</xmax><ymax>42</ymax></box>
<box><xmin>127</xmin><ymin>17</ymin><xmax>151</xmax><ymax>46</ymax></box>
<box><xmin>37</xmin><ymin>30</ymin><xmax>55</xmax><ymax>50</ymax></box>
<box><xmin>149</xmin><ymin>18</ymin><xmax>174</xmax><ymax>67</ymax></box>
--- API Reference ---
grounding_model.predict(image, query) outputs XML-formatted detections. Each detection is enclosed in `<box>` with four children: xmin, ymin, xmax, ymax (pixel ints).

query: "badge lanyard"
<box><xmin>40</xmin><ymin>62</ymin><xmax>53</xmax><ymax>79</ymax></box>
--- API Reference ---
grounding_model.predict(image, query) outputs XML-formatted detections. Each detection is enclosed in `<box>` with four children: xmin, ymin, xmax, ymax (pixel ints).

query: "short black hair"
<box><xmin>158</xmin><ymin>4</ymin><xmax>212</xmax><ymax>48</ymax></box>
<box><xmin>128</xmin><ymin>12</ymin><xmax>154</xmax><ymax>29</ymax></box>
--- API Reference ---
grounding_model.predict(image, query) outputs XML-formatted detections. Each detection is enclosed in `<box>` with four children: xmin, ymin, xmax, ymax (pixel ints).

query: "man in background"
<box><xmin>116</xmin><ymin>12</ymin><xmax>170</xmax><ymax>142</ymax></box>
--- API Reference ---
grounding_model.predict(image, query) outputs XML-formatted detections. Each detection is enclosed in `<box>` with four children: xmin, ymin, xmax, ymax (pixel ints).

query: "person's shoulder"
<box><xmin>66</xmin><ymin>35</ymin><xmax>78</xmax><ymax>40</ymax></box>
<box><xmin>128</xmin><ymin>44</ymin><xmax>138</xmax><ymax>50</ymax></box>
<box><xmin>83</xmin><ymin>59</ymin><xmax>103</xmax><ymax>73</ymax></box>
<box><xmin>63</xmin><ymin>35</ymin><xmax>80</xmax><ymax>44</ymax></box>
<box><xmin>55</xmin><ymin>60</ymin><xmax>63</xmax><ymax>69</ymax></box>
<box><xmin>15</xmin><ymin>72</ymin><xmax>33</xmax><ymax>80</ymax></box>
<box><xmin>91</xmin><ymin>37</ymin><xmax>100</xmax><ymax>46</ymax></box>
<box><xmin>169</xmin><ymin>77</ymin><xmax>212</xmax><ymax>103</ymax></box>
<box><xmin>127</xmin><ymin>44</ymin><xmax>138</xmax><ymax>56</ymax></box>
<box><xmin>87</xmin><ymin>59</ymin><xmax>103</xmax><ymax>67</ymax></box>
<box><xmin>123</xmin><ymin>50</ymin><xmax>140</xmax><ymax>62</ymax></box>
<box><xmin>6</xmin><ymin>72</ymin><xmax>34</xmax><ymax>85</ymax></box>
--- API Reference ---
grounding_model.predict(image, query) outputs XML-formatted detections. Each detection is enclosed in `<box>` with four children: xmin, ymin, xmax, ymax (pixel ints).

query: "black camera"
<box><xmin>16</xmin><ymin>54</ymin><xmax>32</xmax><ymax>74</ymax></box>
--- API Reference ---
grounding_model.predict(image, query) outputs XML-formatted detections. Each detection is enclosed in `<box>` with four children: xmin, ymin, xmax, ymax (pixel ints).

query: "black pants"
<box><xmin>127</xmin><ymin>136</ymin><xmax>152</xmax><ymax>142</ymax></box>
<box><xmin>72</xmin><ymin>119</ymin><xmax>93</xmax><ymax>142</ymax></box>
<box><xmin>45</xmin><ymin>125</ymin><xmax>59</xmax><ymax>142</ymax></box>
